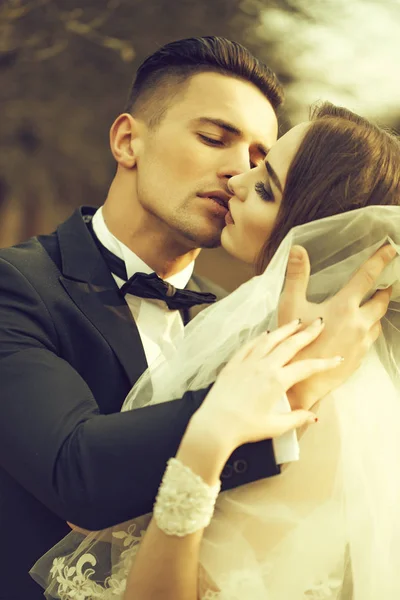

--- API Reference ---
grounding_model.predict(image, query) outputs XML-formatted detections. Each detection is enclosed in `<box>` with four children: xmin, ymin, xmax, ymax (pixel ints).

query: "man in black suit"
<box><xmin>0</xmin><ymin>37</ymin><xmax>392</xmax><ymax>599</ymax></box>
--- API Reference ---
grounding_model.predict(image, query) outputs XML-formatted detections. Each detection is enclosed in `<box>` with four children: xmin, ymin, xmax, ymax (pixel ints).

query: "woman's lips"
<box><xmin>225</xmin><ymin>210</ymin><xmax>234</xmax><ymax>225</ymax></box>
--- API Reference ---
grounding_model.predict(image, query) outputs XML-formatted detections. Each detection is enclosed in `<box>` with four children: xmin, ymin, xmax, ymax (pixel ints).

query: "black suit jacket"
<box><xmin>0</xmin><ymin>206</ymin><xmax>279</xmax><ymax>599</ymax></box>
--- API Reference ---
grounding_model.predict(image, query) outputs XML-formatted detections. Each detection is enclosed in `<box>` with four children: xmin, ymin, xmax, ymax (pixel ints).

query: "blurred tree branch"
<box><xmin>0</xmin><ymin>0</ymin><xmax>135</xmax><ymax>62</ymax></box>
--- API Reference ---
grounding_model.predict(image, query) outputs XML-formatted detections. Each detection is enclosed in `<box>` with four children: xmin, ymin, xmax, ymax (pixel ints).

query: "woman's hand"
<box><xmin>193</xmin><ymin>318</ymin><xmax>343</xmax><ymax>452</ymax></box>
<box><xmin>279</xmin><ymin>244</ymin><xmax>394</xmax><ymax>410</ymax></box>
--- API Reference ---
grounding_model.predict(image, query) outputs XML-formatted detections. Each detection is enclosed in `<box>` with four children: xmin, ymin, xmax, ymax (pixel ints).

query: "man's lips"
<box><xmin>198</xmin><ymin>190</ymin><xmax>231</xmax><ymax>211</ymax></box>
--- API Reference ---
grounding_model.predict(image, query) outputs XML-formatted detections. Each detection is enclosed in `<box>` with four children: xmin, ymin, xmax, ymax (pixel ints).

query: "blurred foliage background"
<box><xmin>1</xmin><ymin>0</ymin><xmax>399</xmax><ymax>289</ymax></box>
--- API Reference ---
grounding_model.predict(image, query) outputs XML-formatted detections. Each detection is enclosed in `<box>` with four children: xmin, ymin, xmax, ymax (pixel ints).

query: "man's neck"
<box><xmin>102</xmin><ymin>203</ymin><xmax>200</xmax><ymax>279</ymax></box>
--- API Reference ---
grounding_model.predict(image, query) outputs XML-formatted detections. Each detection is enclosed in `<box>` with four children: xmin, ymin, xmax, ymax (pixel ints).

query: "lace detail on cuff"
<box><xmin>154</xmin><ymin>457</ymin><xmax>221</xmax><ymax>537</ymax></box>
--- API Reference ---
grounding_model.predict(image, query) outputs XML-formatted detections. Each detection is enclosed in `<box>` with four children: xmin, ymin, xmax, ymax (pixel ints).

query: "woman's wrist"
<box><xmin>176</xmin><ymin>411</ymin><xmax>234</xmax><ymax>486</ymax></box>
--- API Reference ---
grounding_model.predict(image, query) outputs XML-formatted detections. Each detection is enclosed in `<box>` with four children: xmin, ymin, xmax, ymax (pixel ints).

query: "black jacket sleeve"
<box><xmin>0</xmin><ymin>257</ymin><xmax>279</xmax><ymax>530</ymax></box>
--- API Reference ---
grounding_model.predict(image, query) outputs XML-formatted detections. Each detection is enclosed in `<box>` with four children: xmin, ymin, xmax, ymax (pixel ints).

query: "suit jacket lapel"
<box><xmin>57</xmin><ymin>207</ymin><xmax>147</xmax><ymax>387</ymax></box>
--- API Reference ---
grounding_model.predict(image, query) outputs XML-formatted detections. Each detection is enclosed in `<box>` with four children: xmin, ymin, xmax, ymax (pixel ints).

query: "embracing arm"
<box><xmin>0</xmin><ymin>257</ymin><xmax>278</xmax><ymax>531</ymax></box>
<box><xmin>1</xmin><ymin>241</ymin><xmax>392</xmax><ymax>534</ymax></box>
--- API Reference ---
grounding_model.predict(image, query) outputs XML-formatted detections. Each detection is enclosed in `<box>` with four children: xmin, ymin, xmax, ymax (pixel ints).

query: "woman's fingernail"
<box><xmin>288</xmin><ymin>318</ymin><xmax>302</xmax><ymax>327</ymax></box>
<box><xmin>333</xmin><ymin>356</ymin><xmax>345</xmax><ymax>363</ymax></box>
<box><xmin>289</xmin><ymin>246</ymin><xmax>304</xmax><ymax>262</ymax></box>
<box><xmin>307</xmin><ymin>414</ymin><xmax>318</xmax><ymax>424</ymax></box>
<box><xmin>311</xmin><ymin>317</ymin><xmax>324</xmax><ymax>327</ymax></box>
<box><xmin>386</xmin><ymin>245</ymin><xmax>397</xmax><ymax>259</ymax></box>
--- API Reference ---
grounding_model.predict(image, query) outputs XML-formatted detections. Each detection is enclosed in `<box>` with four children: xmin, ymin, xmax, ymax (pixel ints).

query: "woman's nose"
<box><xmin>227</xmin><ymin>173</ymin><xmax>247</xmax><ymax>201</ymax></box>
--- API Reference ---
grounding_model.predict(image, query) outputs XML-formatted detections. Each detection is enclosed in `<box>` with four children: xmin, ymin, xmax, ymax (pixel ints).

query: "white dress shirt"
<box><xmin>92</xmin><ymin>207</ymin><xmax>299</xmax><ymax>464</ymax></box>
<box><xmin>92</xmin><ymin>207</ymin><xmax>192</xmax><ymax>368</ymax></box>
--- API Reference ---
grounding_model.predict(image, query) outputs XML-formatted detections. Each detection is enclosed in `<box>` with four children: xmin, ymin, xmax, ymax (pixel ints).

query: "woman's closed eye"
<box><xmin>255</xmin><ymin>181</ymin><xmax>274</xmax><ymax>202</ymax></box>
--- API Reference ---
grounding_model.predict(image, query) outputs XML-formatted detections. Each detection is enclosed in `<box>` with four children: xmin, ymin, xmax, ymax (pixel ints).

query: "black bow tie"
<box><xmin>96</xmin><ymin>238</ymin><xmax>217</xmax><ymax>311</ymax></box>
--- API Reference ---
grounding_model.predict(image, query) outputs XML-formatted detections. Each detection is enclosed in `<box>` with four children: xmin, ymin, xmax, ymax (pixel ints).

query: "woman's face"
<box><xmin>221</xmin><ymin>122</ymin><xmax>310</xmax><ymax>264</ymax></box>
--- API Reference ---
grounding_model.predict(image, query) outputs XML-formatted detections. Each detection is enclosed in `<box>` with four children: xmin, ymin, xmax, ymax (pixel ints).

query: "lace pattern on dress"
<box><xmin>48</xmin><ymin>458</ymin><xmax>221</xmax><ymax>599</ymax></box>
<box><xmin>49</xmin><ymin>542</ymin><xmax>343</xmax><ymax>600</ymax></box>
<box><xmin>48</xmin><ymin>523</ymin><xmax>146</xmax><ymax>599</ymax></box>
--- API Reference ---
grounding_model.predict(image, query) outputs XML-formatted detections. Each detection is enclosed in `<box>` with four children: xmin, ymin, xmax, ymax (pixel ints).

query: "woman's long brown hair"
<box><xmin>257</xmin><ymin>102</ymin><xmax>400</xmax><ymax>273</ymax></box>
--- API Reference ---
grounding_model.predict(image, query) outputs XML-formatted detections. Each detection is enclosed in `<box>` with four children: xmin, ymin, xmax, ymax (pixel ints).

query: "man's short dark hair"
<box><xmin>124</xmin><ymin>36</ymin><xmax>284</xmax><ymax>127</ymax></box>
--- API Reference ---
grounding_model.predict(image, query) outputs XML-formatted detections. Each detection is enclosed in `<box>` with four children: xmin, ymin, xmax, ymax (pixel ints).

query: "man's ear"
<box><xmin>109</xmin><ymin>113</ymin><xmax>143</xmax><ymax>168</ymax></box>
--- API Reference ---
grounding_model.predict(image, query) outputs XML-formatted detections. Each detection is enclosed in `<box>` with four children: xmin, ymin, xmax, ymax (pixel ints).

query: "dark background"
<box><xmin>1</xmin><ymin>0</ymin><xmax>399</xmax><ymax>289</ymax></box>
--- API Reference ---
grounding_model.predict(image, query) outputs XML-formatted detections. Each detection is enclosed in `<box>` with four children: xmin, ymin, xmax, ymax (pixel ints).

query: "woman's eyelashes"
<box><xmin>255</xmin><ymin>181</ymin><xmax>274</xmax><ymax>202</ymax></box>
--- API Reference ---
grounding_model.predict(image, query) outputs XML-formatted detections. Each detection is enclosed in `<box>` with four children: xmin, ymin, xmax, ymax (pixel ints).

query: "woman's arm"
<box><xmin>123</xmin><ymin>319</ymin><xmax>340</xmax><ymax>600</ymax></box>
<box><xmin>124</xmin><ymin>413</ymin><xmax>231</xmax><ymax>600</ymax></box>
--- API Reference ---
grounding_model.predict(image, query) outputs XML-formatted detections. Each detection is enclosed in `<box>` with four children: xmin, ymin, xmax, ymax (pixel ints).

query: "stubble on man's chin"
<box><xmin>178</xmin><ymin>224</ymin><xmax>223</xmax><ymax>249</ymax></box>
<box><xmin>170</xmin><ymin>214</ymin><xmax>224</xmax><ymax>249</ymax></box>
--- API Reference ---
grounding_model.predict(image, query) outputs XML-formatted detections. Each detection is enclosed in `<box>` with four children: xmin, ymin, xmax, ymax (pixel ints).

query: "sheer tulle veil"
<box><xmin>31</xmin><ymin>206</ymin><xmax>400</xmax><ymax>599</ymax></box>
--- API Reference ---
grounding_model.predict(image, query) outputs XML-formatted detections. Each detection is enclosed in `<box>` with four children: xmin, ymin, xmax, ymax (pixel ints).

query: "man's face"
<box><xmin>133</xmin><ymin>72</ymin><xmax>279</xmax><ymax>249</ymax></box>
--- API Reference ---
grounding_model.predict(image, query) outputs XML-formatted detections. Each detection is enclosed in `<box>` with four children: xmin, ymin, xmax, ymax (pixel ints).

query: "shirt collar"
<box><xmin>91</xmin><ymin>206</ymin><xmax>195</xmax><ymax>288</ymax></box>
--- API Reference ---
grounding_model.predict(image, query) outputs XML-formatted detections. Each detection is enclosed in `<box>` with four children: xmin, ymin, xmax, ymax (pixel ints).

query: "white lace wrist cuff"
<box><xmin>153</xmin><ymin>457</ymin><xmax>221</xmax><ymax>537</ymax></box>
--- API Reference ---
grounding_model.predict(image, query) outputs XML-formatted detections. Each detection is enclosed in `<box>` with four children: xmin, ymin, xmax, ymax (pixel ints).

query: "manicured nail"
<box><xmin>307</xmin><ymin>414</ymin><xmax>318</xmax><ymax>424</ymax></box>
<box><xmin>333</xmin><ymin>356</ymin><xmax>345</xmax><ymax>363</ymax></box>
<box><xmin>288</xmin><ymin>318</ymin><xmax>302</xmax><ymax>327</ymax></box>
<box><xmin>289</xmin><ymin>247</ymin><xmax>304</xmax><ymax>262</ymax></box>
<box><xmin>311</xmin><ymin>317</ymin><xmax>324</xmax><ymax>328</ymax></box>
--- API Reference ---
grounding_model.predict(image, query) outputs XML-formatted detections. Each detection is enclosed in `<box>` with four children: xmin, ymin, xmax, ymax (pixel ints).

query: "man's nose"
<box><xmin>217</xmin><ymin>148</ymin><xmax>253</xmax><ymax>182</ymax></box>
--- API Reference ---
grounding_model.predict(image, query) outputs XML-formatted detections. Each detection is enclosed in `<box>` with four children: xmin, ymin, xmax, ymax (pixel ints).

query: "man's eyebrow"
<box><xmin>195</xmin><ymin>117</ymin><xmax>270</xmax><ymax>156</ymax></box>
<box><xmin>265</xmin><ymin>160</ymin><xmax>283</xmax><ymax>193</ymax></box>
<box><xmin>195</xmin><ymin>117</ymin><xmax>241</xmax><ymax>135</ymax></box>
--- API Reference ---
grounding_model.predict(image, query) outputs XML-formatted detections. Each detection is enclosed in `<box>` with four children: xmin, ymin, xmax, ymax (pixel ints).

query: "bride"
<box><xmin>31</xmin><ymin>102</ymin><xmax>400</xmax><ymax>599</ymax></box>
